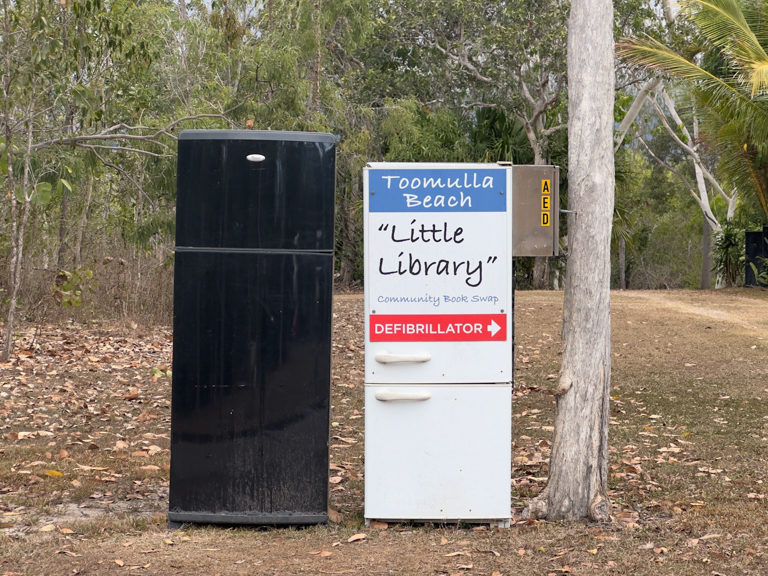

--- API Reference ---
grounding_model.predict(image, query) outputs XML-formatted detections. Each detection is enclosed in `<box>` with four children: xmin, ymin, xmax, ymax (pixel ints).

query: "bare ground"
<box><xmin>1</xmin><ymin>288</ymin><xmax>768</xmax><ymax>575</ymax></box>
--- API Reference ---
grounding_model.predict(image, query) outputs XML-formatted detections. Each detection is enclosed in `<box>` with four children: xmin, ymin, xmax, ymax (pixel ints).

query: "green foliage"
<box><xmin>380</xmin><ymin>99</ymin><xmax>470</xmax><ymax>162</ymax></box>
<box><xmin>748</xmin><ymin>257</ymin><xmax>768</xmax><ymax>285</ymax></box>
<box><xmin>124</xmin><ymin>212</ymin><xmax>176</xmax><ymax>252</ymax></box>
<box><xmin>619</xmin><ymin>0</ymin><xmax>768</xmax><ymax>223</ymax></box>
<box><xmin>53</xmin><ymin>268</ymin><xmax>95</xmax><ymax>308</ymax></box>
<box><xmin>0</xmin><ymin>0</ymin><xmax>729</xmax><ymax>335</ymax></box>
<box><xmin>31</xmin><ymin>183</ymin><xmax>52</xmax><ymax>206</ymax></box>
<box><xmin>713</xmin><ymin>223</ymin><xmax>745</xmax><ymax>286</ymax></box>
<box><xmin>470</xmin><ymin>108</ymin><xmax>535</xmax><ymax>164</ymax></box>
<box><xmin>610</xmin><ymin>150</ymin><xmax>708</xmax><ymax>289</ymax></box>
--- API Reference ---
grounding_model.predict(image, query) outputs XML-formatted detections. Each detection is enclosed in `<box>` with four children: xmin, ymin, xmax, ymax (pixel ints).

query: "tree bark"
<box><xmin>524</xmin><ymin>0</ymin><xmax>614</xmax><ymax>521</ymax></box>
<box><xmin>3</xmin><ymin>114</ymin><xmax>35</xmax><ymax>362</ymax></box>
<box><xmin>701</xmin><ymin>218</ymin><xmax>712</xmax><ymax>290</ymax></box>
<box><xmin>56</xmin><ymin>185</ymin><xmax>68</xmax><ymax>269</ymax></box>
<box><xmin>533</xmin><ymin>256</ymin><xmax>548</xmax><ymax>289</ymax></box>
<box><xmin>74</xmin><ymin>174</ymin><xmax>94</xmax><ymax>270</ymax></box>
<box><xmin>619</xmin><ymin>236</ymin><xmax>627</xmax><ymax>290</ymax></box>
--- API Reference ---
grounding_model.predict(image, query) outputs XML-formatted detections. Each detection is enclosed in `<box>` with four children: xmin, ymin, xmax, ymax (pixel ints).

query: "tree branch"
<box><xmin>427</xmin><ymin>39</ymin><xmax>496</xmax><ymax>84</ymax></box>
<box><xmin>614</xmin><ymin>76</ymin><xmax>662</xmax><ymax>152</ymax></box>
<box><xmin>658</xmin><ymin>90</ymin><xmax>735</xmax><ymax>205</ymax></box>
<box><xmin>31</xmin><ymin>112</ymin><xmax>238</xmax><ymax>152</ymax></box>
<box><xmin>542</xmin><ymin>123</ymin><xmax>567</xmax><ymax>136</ymax></box>
<box><xmin>89</xmin><ymin>148</ymin><xmax>153</xmax><ymax>206</ymax></box>
<box><xmin>76</xmin><ymin>143</ymin><xmax>171</xmax><ymax>157</ymax></box>
<box><xmin>635</xmin><ymin>128</ymin><xmax>721</xmax><ymax>230</ymax></box>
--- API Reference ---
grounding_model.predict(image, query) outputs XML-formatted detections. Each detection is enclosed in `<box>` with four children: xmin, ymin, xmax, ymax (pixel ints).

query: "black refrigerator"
<box><xmin>169</xmin><ymin>130</ymin><xmax>336</xmax><ymax>525</ymax></box>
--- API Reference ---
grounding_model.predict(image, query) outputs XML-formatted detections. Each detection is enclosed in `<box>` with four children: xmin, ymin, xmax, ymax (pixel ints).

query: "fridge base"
<box><xmin>167</xmin><ymin>511</ymin><xmax>328</xmax><ymax>526</ymax></box>
<box><xmin>365</xmin><ymin>517</ymin><xmax>510</xmax><ymax>529</ymax></box>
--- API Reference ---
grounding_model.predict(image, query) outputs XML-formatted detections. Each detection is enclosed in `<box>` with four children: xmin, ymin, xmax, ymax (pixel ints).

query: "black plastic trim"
<box><xmin>167</xmin><ymin>511</ymin><xmax>328</xmax><ymax>525</ymax></box>
<box><xmin>179</xmin><ymin>129</ymin><xmax>338</xmax><ymax>143</ymax></box>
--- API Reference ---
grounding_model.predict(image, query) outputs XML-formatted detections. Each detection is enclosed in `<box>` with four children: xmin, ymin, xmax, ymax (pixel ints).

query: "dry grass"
<box><xmin>1</xmin><ymin>289</ymin><xmax>768</xmax><ymax>575</ymax></box>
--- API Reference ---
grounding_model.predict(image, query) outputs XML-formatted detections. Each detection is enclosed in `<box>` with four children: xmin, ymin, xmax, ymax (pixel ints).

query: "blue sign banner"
<box><xmin>369</xmin><ymin>168</ymin><xmax>507</xmax><ymax>212</ymax></box>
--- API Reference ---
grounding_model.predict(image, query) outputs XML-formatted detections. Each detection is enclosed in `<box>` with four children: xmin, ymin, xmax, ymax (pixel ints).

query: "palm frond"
<box><xmin>618</xmin><ymin>36</ymin><xmax>756</xmax><ymax>110</ymax></box>
<box><xmin>619</xmin><ymin>0</ymin><xmax>768</xmax><ymax>223</ymax></box>
<box><xmin>748</xmin><ymin>60</ymin><xmax>768</xmax><ymax>96</ymax></box>
<box><xmin>619</xmin><ymin>34</ymin><xmax>768</xmax><ymax>143</ymax></box>
<box><xmin>697</xmin><ymin>111</ymin><xmax>768</xmax><ymax>220</ymax></box>
<box><xmin>683</xmin><ymin>0</ymin><xmax>768</xmax><ymax>64</ymax></box>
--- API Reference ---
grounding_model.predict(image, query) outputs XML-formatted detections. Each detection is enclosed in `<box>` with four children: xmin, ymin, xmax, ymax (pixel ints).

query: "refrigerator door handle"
<box><xmin>374</xmin><ymin>390</ymin><xmax>432</xmax><ymax>402</ymax></box>
<box><xmin>246</xmin><ymin>153</ymin><xmax>266</xmax><ymax>162</ymax></box>
<box><xmin>374</xmin><ymin>351</ymin><xmax>431</xmax><ymax>364</ymax></box>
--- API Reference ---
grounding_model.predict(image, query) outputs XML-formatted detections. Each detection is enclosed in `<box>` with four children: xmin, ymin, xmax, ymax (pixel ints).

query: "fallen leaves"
<box><xmin>614</xmin><ymin>510</ymin><xmax>640</xmax><ymax>530</ymax></box>
<box><xmin>346</xmin><ymin>533</ymin><xmax>367</xmax><ymax>543</ymax></box>
<box><xmin>327</xmin><ymin>507</ymin><xmax>343</xmax><ymax>523</ymax></box>
<box><xmin>444</xmin><ymin>551</ymin><xmax>470</xmax><ymax>558</ymax></box>
<box><xmin>0</xmin><ymin>323</ymin><xmax>173</xmax><ymax>536</ymax></box>
<box><xmin>2</xmin><ymin>292</ymin><xmax>768</xmax><ymax>574</ymax></box>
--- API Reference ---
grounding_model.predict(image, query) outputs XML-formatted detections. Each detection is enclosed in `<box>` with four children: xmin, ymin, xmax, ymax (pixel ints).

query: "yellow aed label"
<box><xmin>542</xmin><ymin>196</ymin><xmax>550</xmax><ymax>210</ymax></box>
<box><xmin>541</xmin><ymin>179</ymin><xmax>551</xmax><ymax>195</ymax></box>
<box><xmin>541</xmin><ymin>212</ymin><xmax>551</xmax><ymax>227</ymax></box>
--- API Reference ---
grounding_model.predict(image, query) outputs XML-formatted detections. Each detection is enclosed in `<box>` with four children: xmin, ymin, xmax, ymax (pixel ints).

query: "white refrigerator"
<box><xmin>363</xmin><ymin>163</ymin><xmax>513</xmax><ymax>526</ymax></box>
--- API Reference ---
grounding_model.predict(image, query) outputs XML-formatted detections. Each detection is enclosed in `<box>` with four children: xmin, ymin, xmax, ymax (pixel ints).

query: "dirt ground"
<box><xmin>1</xmin><ymin>288</ymin><xmax>768</xmax><ymax>575</ymax></box>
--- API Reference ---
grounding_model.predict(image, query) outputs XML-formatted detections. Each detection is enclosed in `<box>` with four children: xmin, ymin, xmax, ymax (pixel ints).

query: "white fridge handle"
<box><xmin>374</xmin><ymin>351</ymin><xmax>431</xmax><ymax>364</ymax></box>
<box><xmin>374</xmin><ymin>390</ymin><xmax>432</xmax><ymax>402</ymax></box>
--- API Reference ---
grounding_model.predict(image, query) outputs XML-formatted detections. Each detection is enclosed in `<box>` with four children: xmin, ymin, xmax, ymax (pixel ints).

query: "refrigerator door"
<box><xmin>176</xmin><ymin>131</ymin><xmax>336</xmax><ymax>251</ymax></box>
<box><xmin>170</xmin><ymin>251</ymin><xmax>332</xmax><ymax>523</ymax></box>
<box><xmin>364</xmin><ymin>384</ymin><xmax>511</xmax><ymax>522</ymax></box>
<box><xmin>363</xmin><ymin>164</ymin><xmax>513</xmax><ymax>384</ymax></box>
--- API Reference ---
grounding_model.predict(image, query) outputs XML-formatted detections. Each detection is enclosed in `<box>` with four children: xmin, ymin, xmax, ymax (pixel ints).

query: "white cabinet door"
<box><xmin>364</xmin><ymin>384</ymin><xmax>511</xmax><ymax>522</ymax></box>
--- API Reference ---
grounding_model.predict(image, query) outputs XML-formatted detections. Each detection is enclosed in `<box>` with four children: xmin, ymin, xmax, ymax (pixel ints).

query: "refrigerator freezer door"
<box><xmin>176</xmin><ymin>132</ymin><xmax>335</xmax><ymax>251</ymax></box>
<box><xmin>170</xmin><ymin>251</ymin><xmax>332</xmax><ymax>523</ymax></box>
<box><xmin>364</xmin><ymin>384</ymin><xmax>511</xmax><ymax>522</ymax></box>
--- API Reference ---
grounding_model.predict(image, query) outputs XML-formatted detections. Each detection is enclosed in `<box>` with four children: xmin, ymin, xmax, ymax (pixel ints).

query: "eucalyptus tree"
<box><xmin>361</xmin><ymin>0</ymin><xmax>568</xmax><ymax>287</ymax></box>
<box><xmin>0</xmin><ymin>0</ymin><xmax>151</xmax><ymax>360</ymax></box>
<box><xmin>0</xmin><ymin>0</ymin><xmax>234</xmax><ymax>359</ymax></box>
<box><xmin>396</xmin><ymin>0</ymin><xmax>568</xmax><ymax>165</ymax></box>
<box><xmin>619</xmin><ymin>0</ymin><xmax>768</xmax><ymax>225</ymax></box>
<box><xmin>524</xmin><ymin>0</ymin><xmax>615</xmax><ymax>521</ymax></box>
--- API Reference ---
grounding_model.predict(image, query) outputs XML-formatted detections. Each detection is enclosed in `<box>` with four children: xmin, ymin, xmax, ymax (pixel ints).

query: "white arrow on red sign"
<box><xmin>487</xmin><ymin>319</ymin><xmax>501</xmax><ymax>337</ymax></box>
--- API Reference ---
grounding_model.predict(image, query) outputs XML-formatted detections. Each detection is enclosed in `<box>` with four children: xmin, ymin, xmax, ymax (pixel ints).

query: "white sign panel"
<box><xmin>364</xmin><ymin>163</ymin><xmax>513</xmax><ymax>383</ymax></box>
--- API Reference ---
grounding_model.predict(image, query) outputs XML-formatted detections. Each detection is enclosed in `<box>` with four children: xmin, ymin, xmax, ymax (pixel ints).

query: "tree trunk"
<box><xmin>701</xmin><ymin>218</ymin><xmax>712</xmax><ymax>290</ymax></box>
<box><xmin>524</xmin><ymin>0</ymin><xmax>614</xmax><ymax>522</ymax></box>
<box><xmin>307</xmin><ymin>0</ymin><xmax>322</xmax><ymax>111</ymax></box>
<box><xmin>56</xmin><ymin>185</ymin><xmax>68</xmax><ymax>268</ymax></box>
<box><xmin>619</xmin><ymin>235</ymin><xmax>627</xmax><ymax>290</ymax></box>
<box><xmin>533</xmin><ymin>256</ymin><xmax>548</xmax><ymax>289</ymax></box>
<box><xmin>3</xmin><ymin>116</ymin><xmax>35</xmax><ymax>362</ymax></box>
<box><xmin>336</xmin><ymin>175</ymin><xmax>351</xmax><ymax>286</ymax></box>
<box><xmin>74</xmin><ymin>174</ymin><xmax>94</xmax><ymax>269</ymax></box>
